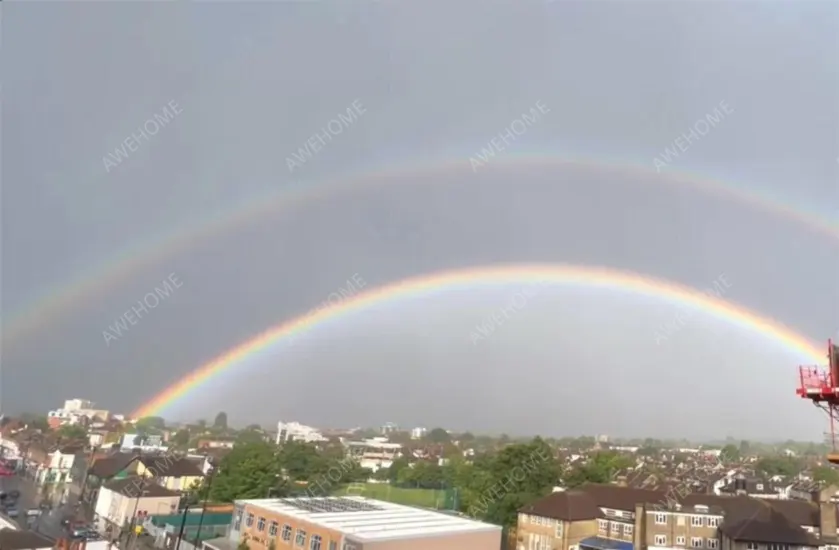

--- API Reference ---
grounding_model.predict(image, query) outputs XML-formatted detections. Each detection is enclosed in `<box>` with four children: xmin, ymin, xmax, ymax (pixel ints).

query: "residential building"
<box><xmin>121</xmin><ymin>433</ymin><xmax>168</xmax><ymax>452</ymax></box>
<box><xmin>516</xmin><ymin>483</ymin><xmax>831</xmax><ymax>550</ymax></box>
<box><xmin>130</xmin><ymin>455</ymin><xmax>206</xmax><ymax>491</ymax></box>
<box><xmin>276</xmin><ymin>422</ymin><xmax>327</xmax><ymax>444</ymax></box>
<box><xmin>344</xmin><ymin>438</ymin><xmax>402</xmax><ymax>472</ymax></box>
<box><xmin>410</xmin><ymin>428</ymin><xmax>427</xmax><ymax>440</ymax></box>
<box><xmin>93</xmin><ymin>477</ymin><xmax>181</xmax><ymax>535</ymax></box>
<box><xmin>381</xmin><ymin>423</ymin><xmax>399</xmax><ymax>435</ymax></box>
<box><xmin>210</xmin><ymin>496</ymin><xmax>501</xmax><ymax>550</ymax></box>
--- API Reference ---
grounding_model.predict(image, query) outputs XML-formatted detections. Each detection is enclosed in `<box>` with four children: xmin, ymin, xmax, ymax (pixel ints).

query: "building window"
<box><xmin>707</xmin><ymin>539</ymin><xmax>718</xmax><ymax>549</ymax></box>
<box><xmin>691</xmin><ymin>516</ymin><xmax>703</xmax><ymax>527</ymax></box>
<box><xmin>269</xmin><ymin>522</ymin><xmax>278</xmax><ymax>537</ymax></box>
<box><xmin>329</xmin><ymin>543</ymin><xmax>336</xmax><ymax>550</ymax></box>
<box><xmin>655</xmin><ymin>535</ymin><xmax>667</xmax><ymax>546</ymax></box>
<box><xmin>519</xmin><ymin>514</ymin><xmax>526</xmax><ymax>525</ymax></box>
<box><xmin>746</xmin><ymin>545</ymin><xmax>758</xmax><ymax>550</ymax></box>
<box><xmin>556</xmin><ymin>522</ymin><xmax>563</xmax><ymax>537</ymax></box>
<box><xmin>281</xmin><ymin>525</ymin><xmax>292</xmax><ymax>542</ymax></box>
<box><xmin>296</xmin><ymin>529</ymin><xmax>306</xmax><ymax>547</ymax></box>
<box><xmin>598</xmin><ymin>519</ymin><xmax>608</xmax><ymax>532</ymax></box>
<box><xmin>707</xmin><ymin>517</ymin><xmax>719</xmax><ymax>527</ymax></box>
<box><xmin>623</xmin><ymin>524</ymin><xmax>633</xmax><ymax>537</ymax></box>
<box><xmin>257</xmin><ymin>517</ymin><xmax>265</xmax><ymax>532</ymax></box>
<box><xmin>245</xmin><ymin>513</ymin><xmax>254</xmax><ymax>528</ymax></box>
<box><xmin>676</xmin><ymin>537</ymin><xmax>686</xmax><ymax>546</ymax></box>
<box><xmin>691</xmin><ymin>537</ymin><xmax>703</xmax><ymax>548</ymax></box>
<box><xmin>233</xmin><ymin>511</ymin><xmax>242</xmax><ymax>531</ymax></box>
<box><xmin>756</xmin><ymin>484</ymin><xmax>763</xmax><ymax>491</ymax></box>
<box><xmin>310</xmin><ymin>535</ymin><xmax>322</xmax><ymax>550</ymax></box>
<box><xmin>655</xmin><ymin>513</ymin><xmax>667</xmax><ymax>525</ymax></box>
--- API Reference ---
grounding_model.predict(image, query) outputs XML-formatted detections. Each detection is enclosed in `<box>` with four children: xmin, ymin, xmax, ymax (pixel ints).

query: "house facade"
<box><xmin>93</xmin><ymin>477</ymin><xmax>180</xmax><ymax>535</ymax></box>
<box><xmin>517</xmin><ymin>483</ymin><xmax>833</xmax><ymax>550</ymax></box>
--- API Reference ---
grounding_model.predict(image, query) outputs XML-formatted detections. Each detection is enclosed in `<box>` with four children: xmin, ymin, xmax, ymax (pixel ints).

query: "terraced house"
<box><xmin>517</xmin><ymin>483</ymin><xmax>837</xmax><ymax>550</ymax></box>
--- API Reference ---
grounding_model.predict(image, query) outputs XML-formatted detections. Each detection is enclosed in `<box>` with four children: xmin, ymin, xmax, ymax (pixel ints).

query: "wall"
<box><xmin>364</xmin><ymin>529</ymin><xmax>501</xmax><ymax>550</ymax></box>
<box><xmin>235</xmin><ymin>503</ymin><xmax>345</xmax><ymax>550</ymax></box>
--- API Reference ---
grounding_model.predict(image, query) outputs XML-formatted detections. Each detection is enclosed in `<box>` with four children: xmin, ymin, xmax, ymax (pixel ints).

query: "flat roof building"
<box><xmin>215</xmin><ymin>496</ymin><xmax>501</xmax><ymax>550</ymax></box>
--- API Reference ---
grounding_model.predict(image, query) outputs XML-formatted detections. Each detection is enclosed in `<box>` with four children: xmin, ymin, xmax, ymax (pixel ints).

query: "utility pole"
<box><xmin>174</xmin><ymin>504</ymin><xmax>190</xmax><ymax>550</ymax></box>
<box><xmin>192</xmin><ymin>467</ymin><xmax>215</xmax><ymax>547</ymax></box>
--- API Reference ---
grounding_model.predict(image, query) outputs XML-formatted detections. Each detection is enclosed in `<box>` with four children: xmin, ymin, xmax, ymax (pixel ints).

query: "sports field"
<box><xmin>333</xmin><ymin>483</ymin><xmax>447</xmax><ymax>508</ymax></box>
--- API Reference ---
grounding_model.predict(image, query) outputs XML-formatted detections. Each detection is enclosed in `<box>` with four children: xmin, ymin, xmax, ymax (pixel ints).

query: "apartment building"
<box><xmin>344</xmin><ymin>439</ymin><xmax>401</xmax><ymax>472</ymax></box>
<box><xmin>517</xmin><ymin>483</ymin><xmax>832</xmax><ymax>550</ymax></box>
<box><xmin>276</xmin><ymin>422</ymin><xmax>327</xmax><ymax>444</ymax></box>
<box><xmin>215</xmin><ymin>496</ymin><xmax>501</xmax><ymax>550</ymax></box>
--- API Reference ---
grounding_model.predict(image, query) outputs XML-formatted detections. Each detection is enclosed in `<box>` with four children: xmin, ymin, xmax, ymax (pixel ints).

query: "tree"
<box><xmin>426</xmin><ymin>428</ymin><xmax>451</xmax><ymax>444</ymax></box>
<box><xmin>720</xmin><ymin>444</ymin><xmax>740</xmax><ymax>463</ymax></box>
<box><xmin>210</xmin><ymin>442</ymin><xmax>282</xmax><ymax>502</ymax></box>
<box><xmin>813</xmin><ymin>465</ymin><xmax>839</xmax><ymax>486</ymax></box>
<box><xmin>565</xmin><ymin>451</ymin><xmax>633</xmax><ymax>488</ymax></box>
<box><xmin>172</xmin><ymin>429</ymin><xmax>191</xmax><ymax>448</ymax></box>
<box><xmin>58</xmin><ymin>424</ymin><xmax>87</xmax><ymax>440</ymax></box>
<box><xmin>213</xmin><ymin>412</ymin><xmax>229</xmax><ymax>430</ymax></box>
<box><xmin>136</xmin><ymin>417</ymin><xmax>166</xmax><ymax>431</ymax></box>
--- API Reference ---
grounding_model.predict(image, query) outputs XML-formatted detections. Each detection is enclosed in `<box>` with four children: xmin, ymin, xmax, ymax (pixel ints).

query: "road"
<box><xmin>0</xmin><ymin>474</ymin><xmax>91</xmax><ymax>540</ymax></box>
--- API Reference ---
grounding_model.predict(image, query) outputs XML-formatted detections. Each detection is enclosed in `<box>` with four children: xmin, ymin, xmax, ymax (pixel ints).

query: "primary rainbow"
<box><xmin>131</xmin><ymin>263</ymin><xmax>825</xmax><ymax>418</ymax></box>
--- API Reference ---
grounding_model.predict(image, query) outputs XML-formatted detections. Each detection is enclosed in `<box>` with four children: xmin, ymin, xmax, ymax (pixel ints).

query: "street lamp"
<box><xmin>192</xmin><ymin>466</ymin><xmax>215</xmax><ymax>547</ymax></box>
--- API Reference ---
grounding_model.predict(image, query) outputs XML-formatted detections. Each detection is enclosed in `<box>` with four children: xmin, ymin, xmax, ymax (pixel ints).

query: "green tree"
<box><xmin>813</xmin><ymin>465</ymin><xmax>839</xmax><ymax>485</ymax></box>
<box><xmin>210</xmin><ymin>441</ymin><xmax>282</xmax><ymax>502</ymax></box>
<box><xmin>172</xmin><ymin>429</ymin><xmax>191</xmax><ymax>448</ymax></box>
<box><xmin>720</xmin><ymin>444</ymin><xmax>740</xmax><ymax>463</ymax></box>
<box><xmin>136</xmin><ymin>417</ymin><xmax>166</xmax><ymax>431</ymax></box>
<box><xmin>426</xmin><ymin>428</ymin><xmax>451</xmax><ymax>444</ymax></box>
<box><xmin>58</xmin><ymin>424</ymin><xmax>87</xmax><ymax>440</ymax></box>
<box><xmin>565</xmin><ymin>451</ymin><xmax>633</xmax><ymax>487</ymax></box>
<box><xmin>213</xmin><ymin>412</ymin><xmax>229</xmax><ymax>430</ymax></box>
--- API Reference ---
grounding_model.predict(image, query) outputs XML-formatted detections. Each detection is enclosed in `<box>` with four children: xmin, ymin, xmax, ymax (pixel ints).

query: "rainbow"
<box><xmin>5</xmin><ymin>156</ymin><xmax>836</xmax><ymax>347</ymax></box>
<box><xmin>131</xmin><ymin>263</ymin><xmax>826</xmax><ymax>418</ymax></box>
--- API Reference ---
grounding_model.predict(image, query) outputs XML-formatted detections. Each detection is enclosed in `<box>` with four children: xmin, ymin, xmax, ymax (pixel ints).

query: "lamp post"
<box><xmin>174</xmin><ymin>503</ymin><xmax>191</xmax><ymax>550</ymax></box>
<box><xmin>192</xmin><ymin>467</ymin><xmax>215</xmax><ymax>547</ymax></box>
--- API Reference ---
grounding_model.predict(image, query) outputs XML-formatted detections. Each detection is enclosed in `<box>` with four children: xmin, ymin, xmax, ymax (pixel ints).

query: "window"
<box><xmin>310</xmin><ymin>535</ymin><xmax>322</xmax><ymax>550</ymax></box>
<box><xmin>295</xmin><ymin>529</ymin><xmax>307</xmax><ymax>547</ymax></box>
<box><xmin>598</xmin><ymin>519</ymin><xmax>608</xmax><ymax>532</ymax></box>
<box><xmin>269</xmin><ymin>522</ymin><xmax>278</xmax><ymax>537</ymax></box>
<box><xmin>707</xmin><ymin>539</ymin><xmax>718</xmax><ymax>549</ymax></box>
<box><xmin>556</xmin><ymin>522</ymin><xmax>562</xmax><ymax>537</ymax></box>
<box><xmin>707</xmin><ymin>517</ymin><xmax>719</xmax><ymax>528</ymax></box>
<box><xmin>329</xmin><ymin>543</ymin><xmax>336</xmax><ymax>550</ymax></box>
<box><xmin>245</xmin><ymin>514</ymin><xmax>254</xmax><ymax>528</ymax></box>
<box><xmin>233</xmin><ymin>511</ymin><xmax>242</xmax><ymax>531</ymax></box>
<box><xmin>756</xmin><ymin>483</ymin><xmax>764</xmax><ymax>491</ymax></box>
<box><xmin>655</xmin><ymin>535</ymin><xmax>667</xmax><ymax>546</ymax></box>
<box><xmin>342</xmin><ymin>543</ymin><xmax>358</xmax><ymax>550</ymax></box>
<box><xmin>519</xmin><ymin>514</ymin><xmax>527</xmax><ymax>525</ymax></box>
<box><xmin>257</xmin><ymin>517</ymin><xmax>265</xmax><ymax>532</ymax></box>
<box><xmin>691</xmin><ymin>537</ymin><xmax>703</xmax><ymax>548</ymax></box>
<box><xmin>623</xmin><ymin>525</ymin><xmax>633</xmax><ymax>537</ymax></box>
<box><xmin>654</xmin><ymin>513</ymin><xmax>667</xmax><ymax>525</ymax></box>
<box><xmin>611</xmin><ymin>522</ymin><xmax>620</xmax><ymax>533</ymax></box>
<box><xmin>676</xmin><ymin>537</ymin><xmax>686</xmax><ymax>546</ymax></box>
<box><xmin>746</xmin><ymin>545</ymin><xmax>758</xmax><ymax>550</ymax></box>
<box><xmin>691</xmin><ymin>516</ymin><xmax>703</xmax><ymax>527</ymax></box>
<box><xmin>281</xmin><ymin>525</ymin><xmax>292</xmax><ymax>542</ymax></box>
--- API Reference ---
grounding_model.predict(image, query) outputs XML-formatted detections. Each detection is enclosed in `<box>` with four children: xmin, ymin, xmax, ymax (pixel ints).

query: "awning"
<box><xmin>580</xmin><ymin>536</ymin><xmax>634</xmax><ymax>550</ymax></box>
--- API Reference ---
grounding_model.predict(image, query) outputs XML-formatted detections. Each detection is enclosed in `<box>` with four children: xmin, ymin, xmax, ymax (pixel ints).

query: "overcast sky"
<box><xmin>3</xmin><ymin>1</ymin><xmax>838</xmax><ymax>441</ymax></box>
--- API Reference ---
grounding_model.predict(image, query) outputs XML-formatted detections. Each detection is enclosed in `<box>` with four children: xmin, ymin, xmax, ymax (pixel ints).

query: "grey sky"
<box><xmin>2</xmin><ymin>0</ymin><xmax>838</xmax><ymax>440</ymax></box>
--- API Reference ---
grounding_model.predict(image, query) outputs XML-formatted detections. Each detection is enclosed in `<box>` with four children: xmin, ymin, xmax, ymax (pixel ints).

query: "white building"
<box><xmin>94</xmin><ymin>477</ymin><xmax>180</xmax><ymax>533</ymax></box>
<box><xmin>344</xmin><ymin>438</ymin><xmax>402</xmax><ymax>472</ymax></box>
<box><xmin>35</xmin><ymin>445</ymin><xmax>84</xmax><ymax>485</ymax></box>
<box><xmin>121</xmin><ymin>433</ymin><xmax>168</xmax><ymax>452</ymax></box>
<box><xmin>381</xmin><ymin>422</ymin><xmax>399</xmax><ymax>435</ymax></box>
<box><xmin>410</xmin><ymin>427</ymin><xmax>427</xmax><ymax>440</ymax></box>
<box><xmin>275</xmin><ymin>422</ymin><xmax>327</xmax><ymax>444</ymax></box>
<box><xmin>64</xmin><ymin>398</ymin><xmax>94</xmax><ymax>411</ymax></box>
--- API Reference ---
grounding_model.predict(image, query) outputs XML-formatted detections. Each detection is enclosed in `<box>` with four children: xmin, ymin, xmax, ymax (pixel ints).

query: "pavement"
<box><xmin>0</xmin><ymin>473</ymin><xmax>92</xmax><ymax>540</ymax></box>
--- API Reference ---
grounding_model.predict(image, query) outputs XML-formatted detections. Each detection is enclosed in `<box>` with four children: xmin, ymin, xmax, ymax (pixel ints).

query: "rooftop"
<box><xmin>236</xmin><ymin>496</ymin><xmax>500</xmax><ymax>542</ymax></box>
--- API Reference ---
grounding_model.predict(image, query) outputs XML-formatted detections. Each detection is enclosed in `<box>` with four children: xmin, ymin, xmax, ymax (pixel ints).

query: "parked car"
<box><xmin>6</xmin><ymin>507</ymin><xmax>19</xmax><ymax>518</ymax></box>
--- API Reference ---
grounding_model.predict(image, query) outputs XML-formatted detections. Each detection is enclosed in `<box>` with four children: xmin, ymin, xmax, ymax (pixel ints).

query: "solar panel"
<box><xmin>278</xmin><ymin>497</ymin><xmax>384</xmax><ymax>514</ymax></box>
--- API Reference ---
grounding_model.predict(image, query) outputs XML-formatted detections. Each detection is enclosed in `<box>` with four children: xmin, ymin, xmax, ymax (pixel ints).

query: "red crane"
<box><xmin>797</xmin><ymin>339</ymin><xmax>839</xmax><ymax>463</ymax></box>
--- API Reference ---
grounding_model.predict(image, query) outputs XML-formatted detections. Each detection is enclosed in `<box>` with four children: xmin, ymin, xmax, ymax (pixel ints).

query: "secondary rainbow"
<box><xmin>7</xmin><ymin>155</ymin><xmax>836</xmax><ymax>346</ymax></box>
<box><xmin>131</xmin><ymin>263</ymin><xmax>826</xmax><ymax>418</ymax></box>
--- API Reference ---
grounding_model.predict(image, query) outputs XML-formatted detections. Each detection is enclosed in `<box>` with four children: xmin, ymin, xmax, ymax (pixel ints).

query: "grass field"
<box><xmin>333</xmin><ymin>483</ymin><xmax>446</xmax><ymax>508</ymax></box>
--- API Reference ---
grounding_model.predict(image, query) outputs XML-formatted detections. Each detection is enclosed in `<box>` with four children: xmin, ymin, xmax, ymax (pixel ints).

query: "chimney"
<box><xmin>819</xmin><ymin>488</ymin><xmax>838</xmax><ymax>542</ymax></box>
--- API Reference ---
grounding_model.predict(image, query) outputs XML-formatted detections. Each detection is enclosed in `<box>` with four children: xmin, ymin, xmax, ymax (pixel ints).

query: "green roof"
<box><xmin>150</xmin><ymin>512</ymin><xmax>231</xmax><ymax>527</ymax></box>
